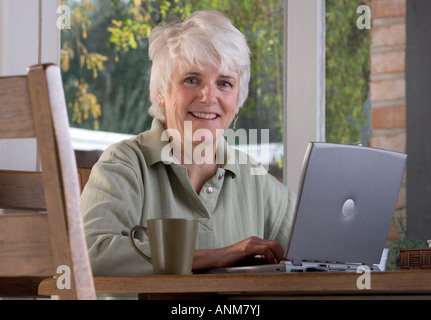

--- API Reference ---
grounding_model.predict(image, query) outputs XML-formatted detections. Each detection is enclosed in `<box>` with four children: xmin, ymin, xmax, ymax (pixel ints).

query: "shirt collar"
<box><xmin>137</xmin><ymin>118</ymin><xmax>238</xmax><ymax>177</ymax></box>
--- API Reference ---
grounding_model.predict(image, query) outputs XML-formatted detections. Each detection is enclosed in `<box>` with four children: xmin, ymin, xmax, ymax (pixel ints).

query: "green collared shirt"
<box><xmin>82</xmin><ymin>119</ymin><xmax>296</xmax><ymax>276</ymax></box>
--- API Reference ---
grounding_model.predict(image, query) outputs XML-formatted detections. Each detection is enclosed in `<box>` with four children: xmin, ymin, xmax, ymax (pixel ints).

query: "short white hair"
<box><xmin>148</xmin><ymin>10</ymin><xmax>251</xmax><ymax>122</ymax></box>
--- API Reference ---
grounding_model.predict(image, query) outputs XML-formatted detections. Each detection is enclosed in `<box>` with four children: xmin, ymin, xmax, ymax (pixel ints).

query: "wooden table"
<box><xmin>38</xmin><ymin>270</ymin><xmax>431</xmax><ymax>299</ymax></box>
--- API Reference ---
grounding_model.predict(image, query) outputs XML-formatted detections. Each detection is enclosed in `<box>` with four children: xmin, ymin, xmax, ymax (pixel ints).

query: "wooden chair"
<box><xmin>0</xmin><ymin>64</ymin><xmax>96</xmax><ymax>299</ymax></box>
<box><xmin>78</xmin><ymin>167</ymin><xmax>92</xmax><ymax>193</ymax></box>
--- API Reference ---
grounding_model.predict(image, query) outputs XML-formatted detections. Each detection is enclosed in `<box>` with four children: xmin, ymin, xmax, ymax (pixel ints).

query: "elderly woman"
<box><xmin>82</xmin><ymin>10</ymin><xmax>296</xmax><ymax>276</ymax></box>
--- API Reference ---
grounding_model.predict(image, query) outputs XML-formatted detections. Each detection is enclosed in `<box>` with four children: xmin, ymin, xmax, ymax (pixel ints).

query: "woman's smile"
<box><xmin>189</xmin><ymin>111</ymin><xmax>218</xmax><ymax>120</ymax></box>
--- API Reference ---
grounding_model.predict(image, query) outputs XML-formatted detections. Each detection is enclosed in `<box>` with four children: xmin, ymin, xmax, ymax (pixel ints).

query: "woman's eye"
<box><xmin>184</xmin><ymin>77</ymin><xmax>198</xmax><ymax>85</ymax></box>
<box><xmin>219</xmin><ymin>81</ymin><xmax>232</xmax><ymax>88</ymax></box>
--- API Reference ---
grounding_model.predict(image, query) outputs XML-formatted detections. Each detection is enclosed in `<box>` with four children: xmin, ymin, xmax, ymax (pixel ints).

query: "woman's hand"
<box><xmin>192</xmin><ymin>236</ymin><xmax>285</xmax><ymax>271</ymax></box>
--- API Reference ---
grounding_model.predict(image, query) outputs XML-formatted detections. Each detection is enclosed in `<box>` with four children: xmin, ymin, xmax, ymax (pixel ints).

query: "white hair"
<box><xmin>148</xmin><ymin>10</ymin><xmax>251</xmax><ymax>122</ymax></box>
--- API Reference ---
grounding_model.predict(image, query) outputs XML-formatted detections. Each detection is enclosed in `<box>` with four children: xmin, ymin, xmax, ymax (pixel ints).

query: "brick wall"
<box><xmin>368</xmin><ymin>0</ymin><xmax>406</xmax><ymax>242</ymax></box>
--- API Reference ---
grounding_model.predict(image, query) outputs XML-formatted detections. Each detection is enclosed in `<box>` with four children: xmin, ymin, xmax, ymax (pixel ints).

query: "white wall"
<box><xmin>285</xmin><ymin>0</ymin><xmax>326</xmax><ymax>193</ymax></box>
<box><xmin>0</xmin><ymin>0</ymin><xmax>60</xmax><ymax>171</ymax></box>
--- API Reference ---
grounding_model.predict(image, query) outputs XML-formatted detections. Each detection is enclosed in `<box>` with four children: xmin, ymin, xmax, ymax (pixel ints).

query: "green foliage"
<box><xmin>61</xmin><ymin>0</ymin><xmax>107</xmax><ymax>131</ymax></box>
<box><xmin>325</xmin><ymin>0</ymin><xmax>370</xmax><ymax>144</ymax></box>
<box><xmin>107</xmin><ymin>0</ymin><xmax>189</xmax><ymax>56</ymax></box>
<box><xmin>62</xmin><ymin>0</ymin><xmax>154</xmax><ymax>134</ymax></box>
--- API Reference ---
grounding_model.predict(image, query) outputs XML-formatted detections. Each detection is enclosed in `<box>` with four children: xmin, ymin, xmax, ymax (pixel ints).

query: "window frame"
<box><xmin>285</xmin><ymin>0</ymin><xmax>326</xmax><ymax>192</ymax></box>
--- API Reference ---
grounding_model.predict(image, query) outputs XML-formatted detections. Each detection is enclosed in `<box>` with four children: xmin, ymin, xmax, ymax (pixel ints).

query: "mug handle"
<box><xmin>129</xmin><ymin>225</ymin><xmax>152</xmax><ymax>263</ymax></box>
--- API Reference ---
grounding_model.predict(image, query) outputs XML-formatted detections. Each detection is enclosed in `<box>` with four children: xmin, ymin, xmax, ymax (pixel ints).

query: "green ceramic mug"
<box><xmin>129</xmin><ymin>218</ymin><xmax>198</xmax><ymax>275</ymax></box>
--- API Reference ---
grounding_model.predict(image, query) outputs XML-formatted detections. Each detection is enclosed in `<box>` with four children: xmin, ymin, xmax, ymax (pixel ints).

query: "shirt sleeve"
<box><xmin>81</xmin><ymin>142</ymin><xmax>153</xmax><ymax>276</ymax></box>
<box><xmin>263</xmin><ymin>174</ymin><xmax>297</xmax><ymax>250</ymax></box>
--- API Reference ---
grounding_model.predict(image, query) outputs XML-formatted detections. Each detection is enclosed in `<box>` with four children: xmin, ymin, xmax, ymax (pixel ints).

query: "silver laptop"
<box><xmin>205</xmin><ymin>142</ymin><xmax>407</xmax><ymax>274</ymax></box>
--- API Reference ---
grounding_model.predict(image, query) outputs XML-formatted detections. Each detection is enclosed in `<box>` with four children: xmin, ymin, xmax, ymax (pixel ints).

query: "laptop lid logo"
<box><xmin>342</xmin><ymin>199</ymin><xmax>355</xmax><ymax>218</ymax></box>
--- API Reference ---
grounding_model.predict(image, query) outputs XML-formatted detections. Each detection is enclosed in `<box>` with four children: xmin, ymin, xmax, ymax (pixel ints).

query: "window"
<box><xmin>61</xmin><ymin>0</ymin><xmax>285</xmax><ymax>181</ymax></box>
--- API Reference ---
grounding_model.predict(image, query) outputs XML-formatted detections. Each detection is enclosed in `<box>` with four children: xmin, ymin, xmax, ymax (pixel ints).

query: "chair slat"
<box><xmin>0</xmin><ymin>213</ymin><xmax>53</xmax><ymax>277</ymax></box>
<box><xmin>0</xmin><ymin>171</ymin><xmax>46</xmax><ymax>211</ymax></box>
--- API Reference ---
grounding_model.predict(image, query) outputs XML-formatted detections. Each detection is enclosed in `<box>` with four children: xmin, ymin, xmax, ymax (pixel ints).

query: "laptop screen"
<box><xmin>285</xmin><ymin>142</ymin><xmax>407</xmax><ymax>267</ymax></box>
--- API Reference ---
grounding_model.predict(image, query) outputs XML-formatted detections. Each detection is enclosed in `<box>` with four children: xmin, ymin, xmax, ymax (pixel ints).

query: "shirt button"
<box><xmin>218</xmin><ymin>173</ymin><xmax>224</xmax><ymax>181</ymax></box>
<box><xmin>206</xmin><ymin>187</ymin><xmax>214</xmax><ymax>194</ymax></box>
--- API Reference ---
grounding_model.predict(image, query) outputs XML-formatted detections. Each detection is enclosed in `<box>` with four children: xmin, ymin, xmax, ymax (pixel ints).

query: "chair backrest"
<box><xmin>0</xmin><ymin>64</ymin><xmax>96</xmax><ymax>300</ymax></box>
<box><xmin>78</xmin><ymin>167</ymin><xmax>92</xmax><ymax>193</ymax></box>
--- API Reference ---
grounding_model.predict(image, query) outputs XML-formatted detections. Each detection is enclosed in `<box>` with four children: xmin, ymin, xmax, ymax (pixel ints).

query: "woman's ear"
<box><xmin>157</xmin><ymin>93</ymin><xmax>165</xmax><ymax>106</ymax></box>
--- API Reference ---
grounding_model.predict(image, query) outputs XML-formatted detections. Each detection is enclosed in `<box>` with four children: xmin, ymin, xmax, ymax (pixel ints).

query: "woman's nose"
<box><xmin>200</xmin><ymin>83</ymin><xmax>217</xmax><ymax>104</ymax></box>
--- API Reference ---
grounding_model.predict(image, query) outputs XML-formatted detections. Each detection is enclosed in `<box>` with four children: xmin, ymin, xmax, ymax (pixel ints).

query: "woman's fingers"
<box><xmin>193</xmin><ymin>237</ymin><xmax>285</xmax><ymax>271</ymax></box>
<box><xmin>236</xmin><ymin>236</ymin><xmax>284</xmax><ymax>264</ymax></box>
<box><xmin>250</xmin><ymin>239</ymin><xmax>284</xmax><ymax>264</ymax></box>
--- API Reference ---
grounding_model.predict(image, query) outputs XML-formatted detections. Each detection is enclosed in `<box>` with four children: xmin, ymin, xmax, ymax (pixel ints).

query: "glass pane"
<box><xmin>325</xmin><ymin>0</ymin><xmax>371</xmax><ymax>145</ymax></box>
<box><xmin>61</xmin><ymin>0</ymin><xmax>284</xmax><ymax>181</ymax></box>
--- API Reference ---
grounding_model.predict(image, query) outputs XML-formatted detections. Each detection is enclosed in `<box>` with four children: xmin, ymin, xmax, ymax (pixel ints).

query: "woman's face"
<box><xmin>162</xmin><ymin>61</ymin><xmax>239</xmax><ymax>146</ymax></box>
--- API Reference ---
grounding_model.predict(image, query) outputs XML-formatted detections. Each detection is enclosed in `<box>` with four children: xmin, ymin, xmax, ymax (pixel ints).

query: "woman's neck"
<box><xmin>184</xmin><ymin>161</ymin><xmax>219</xmax><ymax>194</ymax></box>
<box><xmin>183</xmin><ymin>136</ymin><xmax>222</xmax><ymax>193</ymax></box>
